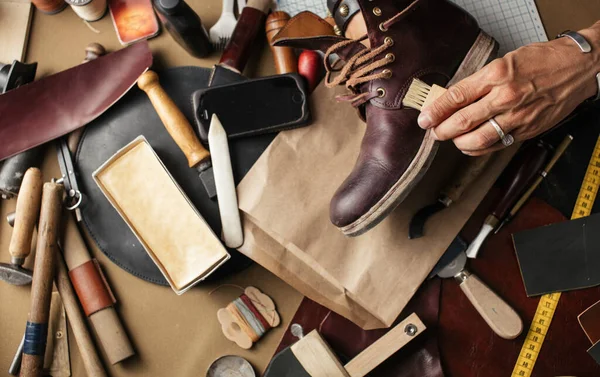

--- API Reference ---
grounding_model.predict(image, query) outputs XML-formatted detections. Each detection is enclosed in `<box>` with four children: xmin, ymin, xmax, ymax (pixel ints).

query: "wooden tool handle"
<box><xmin>492</xmin><ymin>140</ymin><xmax>550</xmax><ymax>220</ymax></box>
<box><xmin>21</xmin><ymin>182</ymin><xmax>64</xmax><ymax>377</ymax></box>
<box><xmin>8</xmin><ymin>167</ymin><xmax>42</xmax><ymax>264</ymax></box>
<box><xmin>55</xmin><ymin>252</ymin><xmax>107</xmax><ymax>377</ymax></box>
<box><xmin>441</xmin><ymin>154</ymin><xmax>493</xmax><ymax>205</ymax></box>
<box><xmin>219</xmin><ymin>0</ymin><xmax>271</xmax><ymax>72</ymax></box>
<box><xmin>138</xmin><ymin>70</ymin><xmax>210</xmax><ymax>168</ymax></box>
<box><xmin>509</xmin><ymin>135</ymin><xmax>573</xmax><ymax>218</ymax></box>
<box><xmin>62</xmin><ymin>213</ymin><xmax>92</xmax><ymax>268</ymax></box>
<box><xmin>266</xmin><ymin>11</ymin><xmax>298</xmax><ymax>74</ymax></box>
<box><xmin>68</xmin><ymin>43</ymin><xmax>107</xmax><ymax>152</ymax></box>
<box><xmin>460</xmin><ymin>273</ymin><xmax>523</xmax><ymax>340</ymax></box>
<box><xmin>344</xmin><ymin>313</ymin><xmax>425</xmax><ymax>377</ymax></box>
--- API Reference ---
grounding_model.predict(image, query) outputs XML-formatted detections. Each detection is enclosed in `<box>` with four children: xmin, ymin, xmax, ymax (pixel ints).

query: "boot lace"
<box><xmin>323</xmin><ymin>0</ymin><xmax>420</xmax><ymax>107</ymax></box>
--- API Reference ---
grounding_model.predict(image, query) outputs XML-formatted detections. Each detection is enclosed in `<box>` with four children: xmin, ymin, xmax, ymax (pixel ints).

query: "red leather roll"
<box><xmin>69</xmin><ymin>259</ymin><xmax>116</xmax><ymax>316</ymax></box>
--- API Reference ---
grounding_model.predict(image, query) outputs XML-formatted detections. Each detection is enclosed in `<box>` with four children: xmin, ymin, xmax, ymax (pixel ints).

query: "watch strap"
<box><xmin>558</xmin><ymin>30</ymin><xmax>592</xmax><ymax>53</ymax></box>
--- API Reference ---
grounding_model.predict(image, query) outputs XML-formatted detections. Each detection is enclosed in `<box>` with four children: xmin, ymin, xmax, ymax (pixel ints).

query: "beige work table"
<box><xmin>1</xmin><ymin>0</ymin><xmax>600</xmax><ymax>376</ymax></box>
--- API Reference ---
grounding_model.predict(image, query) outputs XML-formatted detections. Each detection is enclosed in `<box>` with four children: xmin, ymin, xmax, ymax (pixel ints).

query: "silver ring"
<box><xmin>489</xmin><ymin>118</ymin><xmax>514</xmax><ymax>147</ymax></box>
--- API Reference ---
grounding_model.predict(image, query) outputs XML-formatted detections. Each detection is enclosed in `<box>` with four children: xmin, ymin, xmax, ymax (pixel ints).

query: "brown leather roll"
<box><xmin>69</xmin><ymin>259</ymin><xmax>116</xmax><ymax>316</ymax></box>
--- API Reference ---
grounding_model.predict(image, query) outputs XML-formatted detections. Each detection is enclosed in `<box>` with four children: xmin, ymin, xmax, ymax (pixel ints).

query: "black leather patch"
<box><xmin>263</xmin><ymin>347</ymin><xmax>312</xmax><ymax>377</ymax></box>
<box><xmin>513</xmin><ymin>213</ymin><xmax>600</xmax><ymax>296</ymax></box>
<box><xmin>76</xmin><ymin>67</ymin><xmax>268</xmax><ymax>285</ymax></box>
<box><xmin>589</xmin><ymin>341</ymin><xmax>600</xmax><ymax>366</ymax></box>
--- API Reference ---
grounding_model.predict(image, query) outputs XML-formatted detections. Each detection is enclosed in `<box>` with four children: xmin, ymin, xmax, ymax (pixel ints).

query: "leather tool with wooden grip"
<box><xmin>435</xmin><ymin>242</ymin><xmax>523</xmax><ymax>339</ymax></box>
<box><xmin>264</xmin><ymin>313</ymin><xmax>425</xmax><ymax>377</ymax></box>
<box><xmin>497</xmin><ymin>134</ymin><xmax>573</xmax><ymax>232</ymax></box>
<box><xmin>466</xmin><ymin>140</ymin><xmax>552</xmax><ymax>258</ymax></box>
<box><xmin>138</xmin><ymin>70</ymin><xmax>216</xmax><ymax>196</ymax></box>
<box><xmin>55</xmin><ymin>252</ymin><xmax>107</xmax><ymax>377</ymax></box>
<box><xmin>21</xmin><ymin>182</ymin><xmax>64</xmax><ymax>377</ymax></box>
<box><xmin>0</xmin><ymin>168</ymin><xmax>42</xmax><ymax>285</ymax></box>
<box><xmin>218</xmin><ymin>0</ymin><xmax>271</xmax><ymax>72</ymax></box>
<box><xmin>409</xmin><ymin>154</ymin><xmax>493</xmax><ymax>239</ymax></box>
<box><xmin>62</xmin><ymin>214</ymin><xmax>135</xmax><ymax>364</ymax></box>
<box><xmin>266</xmin><ymin>11</ymin><xmax>297</xmax><ymax>75</ymax></box>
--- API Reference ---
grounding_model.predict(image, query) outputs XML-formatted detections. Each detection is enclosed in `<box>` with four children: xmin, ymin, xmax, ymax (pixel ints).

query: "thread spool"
<box><xmin>66</xmin><ymin>0</ymin><xmax>107</xmax><ymax>22</ymax></box>
<box><xmin>216</xmin><ymin>286</ymin><xmax>280</xmax><ymax>349</ymax></box>
<box><xmin>32</xmin><ymin>0</ymin><xmax>67</xmax><ymax>14</ymax></box>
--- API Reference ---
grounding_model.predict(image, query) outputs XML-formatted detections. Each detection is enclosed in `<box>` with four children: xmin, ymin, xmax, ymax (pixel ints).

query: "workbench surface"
<box><xmin>1</xmin><ymin>0</ymin><xmax>600</xmax><ymax>376</ymax></box>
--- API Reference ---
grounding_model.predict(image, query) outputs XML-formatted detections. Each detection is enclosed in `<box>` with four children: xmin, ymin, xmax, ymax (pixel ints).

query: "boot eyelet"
<box><xmin>373</xmin><ymin>7</ymin><xmax>382</xmax><ymax>16</ymax></box>
<box><xmin>385</xmin><ymin>53</ymin><xmax>395</xmax><ymax>62</ymax></box>
<box><xmin>382</xmin><ymin>69</ymin><xmax>392</xmax><ymax>78</ymax></box>
<box><xmin>379</xmin><ymin>22</ymin><xmax>388</xmax><ymax>32</ymax></box>
<box><xmin>377</xmin><ymin>88</ymin><xmax>386</xmax><ymax>97</ymax></box>
<box><xmin>384</xmin><ymin>36</ymin><xmax>394</xmax><ymax>46</ymax></box>
<box><xmin>339</xmin><ymin>4</ymin><xmax>349</xmax><ymax>17</ymax></box>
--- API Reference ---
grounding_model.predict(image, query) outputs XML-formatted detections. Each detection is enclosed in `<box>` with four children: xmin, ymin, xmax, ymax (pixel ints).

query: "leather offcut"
<box><xmin>69</xmin><ymin>259</ymin><xmax>116</xmax><ymax>317</ymax></box>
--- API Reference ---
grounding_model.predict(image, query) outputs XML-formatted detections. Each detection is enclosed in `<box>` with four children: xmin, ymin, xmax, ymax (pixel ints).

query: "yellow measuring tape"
<box><xmin>511</xmin><ymin>135</ymin><xmax>600</xmax><ymax>377</ymax></box>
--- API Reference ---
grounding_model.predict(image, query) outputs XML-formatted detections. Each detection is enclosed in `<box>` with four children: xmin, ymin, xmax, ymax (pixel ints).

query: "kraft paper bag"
<box><xmin>237</xmin><ymin>84</ymin><xmax>516</xmax><ymax>329</ymax></box>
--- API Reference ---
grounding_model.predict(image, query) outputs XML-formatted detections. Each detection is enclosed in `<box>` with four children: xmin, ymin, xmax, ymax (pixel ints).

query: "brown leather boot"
<box><xmin>274</xmin><ymin>1</ymin><xmax>498</xmax><ymax>236</ymax></box>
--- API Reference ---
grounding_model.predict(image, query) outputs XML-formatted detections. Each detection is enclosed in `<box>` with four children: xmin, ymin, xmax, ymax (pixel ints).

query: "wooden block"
<box><xmin>291</xmin><ymin>330</ymin><xmax>349</xmax><ymax>377</ymax></box>
<box><xmin>0</xmin><ymin>0</ymin><xmax>33</xmax><ymax>63</ymax></box>
<box><xmin>344</xmin><ymin>313</ymin><xmax>425</xmax><ymax>377</ymax></box>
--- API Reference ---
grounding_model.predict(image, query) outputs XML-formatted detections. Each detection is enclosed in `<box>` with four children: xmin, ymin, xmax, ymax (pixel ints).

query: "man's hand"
<box><xmin>417</xmin><ymin>23</ymin><xmax>600</xmax><ymax>155</ymax></box>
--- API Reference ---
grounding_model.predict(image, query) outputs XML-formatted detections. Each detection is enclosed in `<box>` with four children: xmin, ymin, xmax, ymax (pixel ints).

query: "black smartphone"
<box><xmin>192</xmin><ymin>73</ymin><xmax>311</xmax><ymax>142</ymax></box>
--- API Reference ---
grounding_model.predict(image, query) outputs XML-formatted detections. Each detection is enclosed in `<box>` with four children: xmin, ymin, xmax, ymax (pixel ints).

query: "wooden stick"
<box><xmin>21</xmin><ymin>182</ymin><xmax>64</xmax><ymax>377</ymax></box>
<box><xmin>55</xmin><ymin>251</ymin><xmax>107</xmax><ymax>377</ymax></box>
<box><xmin>344</xmin><ymin>313</ymin><xmax>425</xmax><ymax>377</ymax></box>
<box><xmin>62</xmin><ymin>214</ymin><xmax>135</xmax><ymax>364</ymax></box>
<box><xmin>8</xmin><ymin>167</ymin><xmax>42</xmax><ymax>265</ymax></box>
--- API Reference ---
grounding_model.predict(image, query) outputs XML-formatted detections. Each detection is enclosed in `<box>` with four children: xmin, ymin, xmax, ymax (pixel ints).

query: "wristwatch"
<box><xmin>558</xmin><ymin>30</ymin><xmax>600</xmax><ymax>102</ymax></box>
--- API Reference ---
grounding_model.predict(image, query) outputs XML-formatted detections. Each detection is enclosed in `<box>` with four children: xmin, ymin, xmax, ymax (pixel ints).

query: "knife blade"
<box><xmin>208</xmin><ymin>114</ymin><xmax>243</xmax><ymax>248</ymax></box>
<box><xmin>0</xmin><ymin>42</ymin><xmax>152</xmax><ymax>161</ymax></box>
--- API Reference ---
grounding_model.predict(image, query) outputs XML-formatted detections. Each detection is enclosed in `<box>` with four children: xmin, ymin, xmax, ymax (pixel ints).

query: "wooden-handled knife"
<box><xmin>138</xmin><ymin>70</ymin><xmax>214</xmax><ymax>194</ymax></box>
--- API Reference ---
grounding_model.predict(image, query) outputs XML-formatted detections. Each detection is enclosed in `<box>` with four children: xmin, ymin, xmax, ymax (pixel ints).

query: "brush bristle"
<box><xmin>402</xmin><ymin>79</ymin><xmax>432</xmax><ymax>111</ymax></box>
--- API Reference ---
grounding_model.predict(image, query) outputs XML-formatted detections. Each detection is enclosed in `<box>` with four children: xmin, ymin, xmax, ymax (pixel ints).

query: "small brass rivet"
<box><xmin>56</xmin><ymin>331</ymin><xmax>63</xmax><ymax>339</ymax></box>
<box><xmin>339</xmin><ymin>4</ymin><xmax>349</xmax><ymax>17</ymax></box>
<box><xmin>385</xmin><ymin>53</ymin><xmax>395</xmax><ymax>62</ymax></box>
<box><xmin>384</xmin><ymin>36</ymin><xmax>394</xmax><ymax>46</ymax></box>
<box><xmin>373</xmin><ymin>7</ymin><xmax>382</xmax><ymax>16</ymax></box>
<box><xmin>377</xmin><ymin>88</ymin><xmax>386</xmax><ymax>97</ymax></box>
<box><xmin>379</xmin><ymin>22</ymin><xmax>388</xmax><ymax>32</ymax></box>
<box><xmin>382</xmin><ymin>69</ymin><xmax>392</xmax><ymax>78</ymax></box>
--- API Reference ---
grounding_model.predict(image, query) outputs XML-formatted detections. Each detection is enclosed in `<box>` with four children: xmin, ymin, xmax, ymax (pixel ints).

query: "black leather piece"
<box><xmin>590</xmin><ymin>341</ymin><xmax>600</xmax><ymax>365</ymax></box>
<box><xmin>513</xmin><ymin>212</ymin><xmax>600</xmax><ymax>296</ymax></box>
<box><xmin>264</xmin><ymin>347</ymin><xmax>312</xmax><ymax>377</ymax></box>
<box><xmin>76</xmin><ymin>67</ymin><xmax>274</xmax><ymax>285</ymax></box>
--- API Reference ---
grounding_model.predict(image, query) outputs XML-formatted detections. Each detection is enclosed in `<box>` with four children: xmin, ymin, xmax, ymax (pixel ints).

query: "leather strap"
<box><xmin>328</xmin><ymin>0</ymin><xmax>360</xmax><ymax>35</ymax></box>
<box><xmin>69</xmin><ymin>259</ymin><xmax>116</xmax><ymax>316</ymax></box>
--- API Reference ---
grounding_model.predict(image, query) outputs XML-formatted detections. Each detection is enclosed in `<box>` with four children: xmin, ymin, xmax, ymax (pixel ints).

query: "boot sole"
<box><xmin>341</xmin><ymin>30</ymin><xmax>499</xmax><ymax>237</ymax></box>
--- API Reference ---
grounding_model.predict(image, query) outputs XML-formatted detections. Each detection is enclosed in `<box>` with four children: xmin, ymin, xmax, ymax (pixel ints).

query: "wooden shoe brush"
<box><xmin>402</xmin><ymin>79</ymin><xmax>447</xmax><ymax>111</ymax></box>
